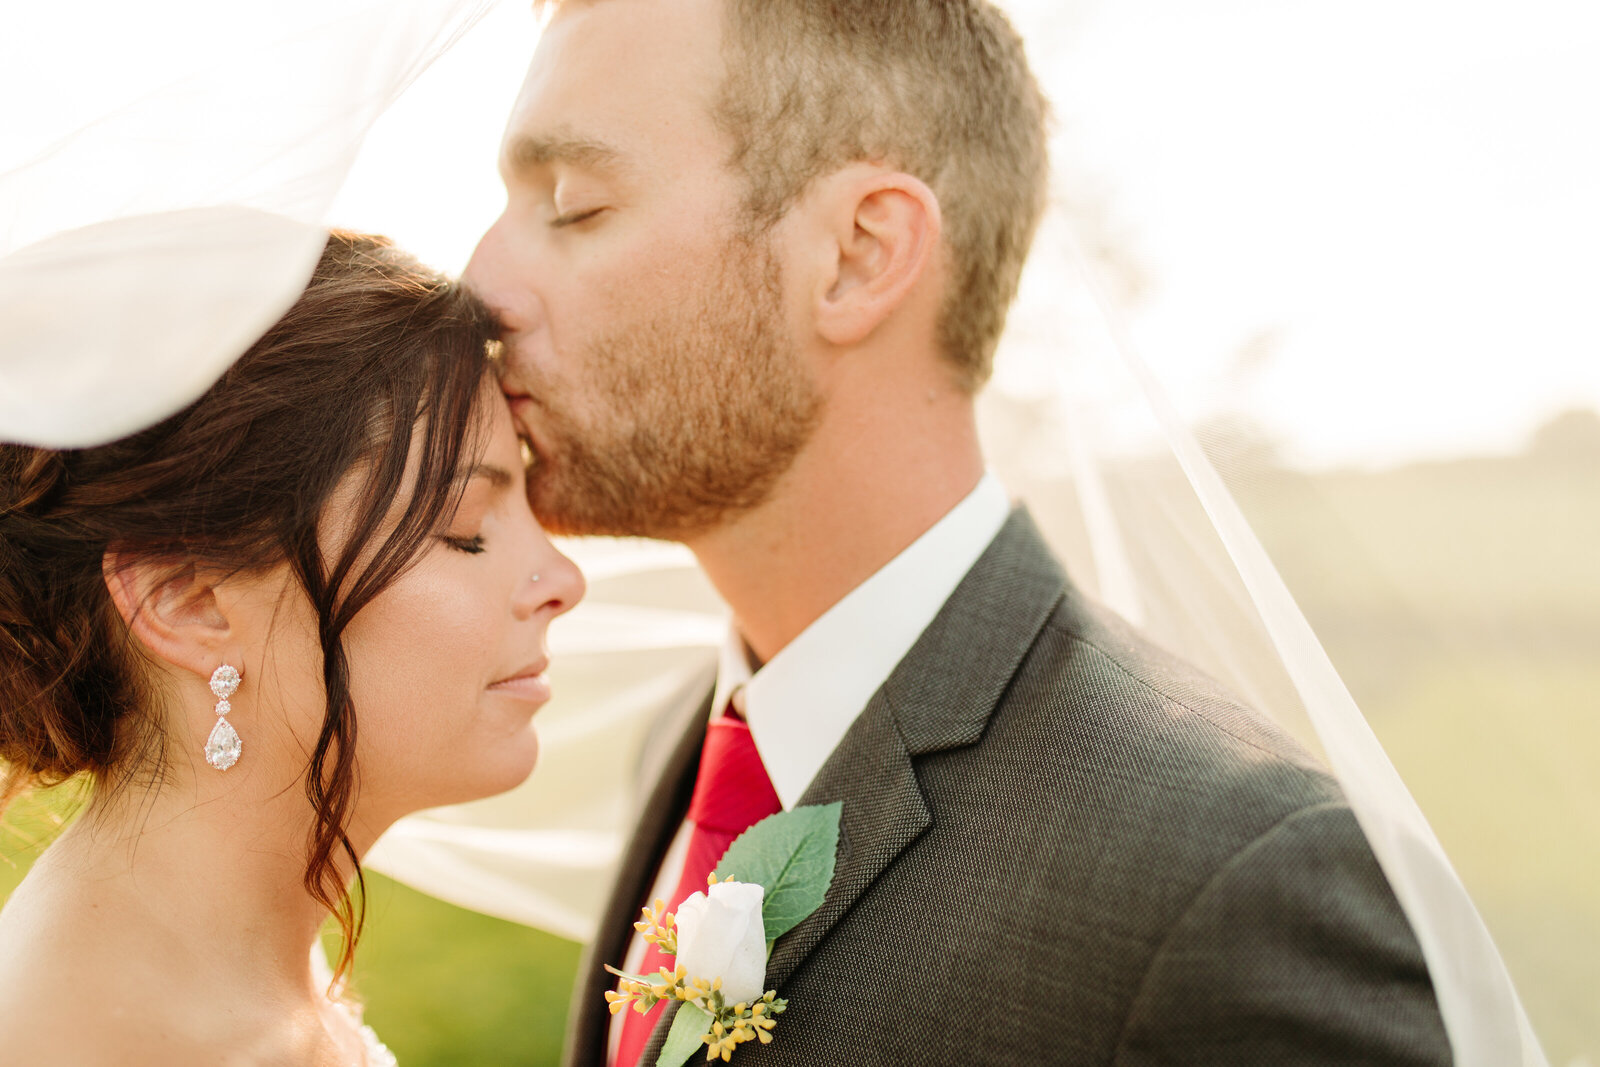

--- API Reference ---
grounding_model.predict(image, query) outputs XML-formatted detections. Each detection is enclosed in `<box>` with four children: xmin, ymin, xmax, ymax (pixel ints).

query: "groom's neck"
<box><xmin>689</xmin><ymin>383</ymin><xmax>985</xmax><ymax>664</ymax></box>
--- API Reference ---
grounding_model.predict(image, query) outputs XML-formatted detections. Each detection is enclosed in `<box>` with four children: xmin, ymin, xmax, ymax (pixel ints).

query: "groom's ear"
<box><xmin>810</xmin><ymin>165</ymin><xmax>942</xmax><ymax>348</ymax></box>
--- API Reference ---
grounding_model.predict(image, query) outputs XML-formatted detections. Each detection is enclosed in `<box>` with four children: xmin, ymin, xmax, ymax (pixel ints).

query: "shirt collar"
<box><xmin>713</xmin><ymin>473</ymin><xmax>1010</xmax><ymax>809</ymax></box>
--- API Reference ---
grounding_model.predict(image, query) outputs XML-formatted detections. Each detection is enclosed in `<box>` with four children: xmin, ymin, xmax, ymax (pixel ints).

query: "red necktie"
<box><xmin>614</xmin><ymin>709</ymin><xmax>782</xmax><ymax>1067</ymax></box>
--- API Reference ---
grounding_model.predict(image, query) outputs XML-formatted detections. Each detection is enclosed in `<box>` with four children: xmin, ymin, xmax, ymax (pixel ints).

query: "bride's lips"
<box><xmin>488</xmin><ymin>662</ymin><xmax>552</xmax><ymax>706</ymax></box>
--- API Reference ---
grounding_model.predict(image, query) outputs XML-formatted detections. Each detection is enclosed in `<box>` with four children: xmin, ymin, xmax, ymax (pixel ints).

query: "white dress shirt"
<box><xmin>713</xmin><ymin>471</ymin><xmax>1011</xmax><ymax>807</ymax></box>
<box><xmin>608</xmin><ymin>472</ymin><xmax>1010</xmax><ymax>1062</ymax></box>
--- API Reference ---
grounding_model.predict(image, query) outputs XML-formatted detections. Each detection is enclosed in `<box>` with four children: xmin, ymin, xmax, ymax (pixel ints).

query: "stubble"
<box><xmin>518</xmin><ymin>238</ymin><xmax>821</xmax><ymax>541</ymax></box>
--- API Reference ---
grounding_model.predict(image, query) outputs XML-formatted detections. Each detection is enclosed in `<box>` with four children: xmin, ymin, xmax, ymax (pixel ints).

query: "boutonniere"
<box><xmin>606</xmin><ymin>802</ymin><xmax>843</xmax><ymax>1065</ymax></box>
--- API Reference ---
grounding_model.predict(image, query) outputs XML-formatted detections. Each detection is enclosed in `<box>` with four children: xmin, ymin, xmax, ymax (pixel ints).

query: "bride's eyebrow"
<box><xmin>456</xmin><ymin>463</ymin><xmax>515</xmax><ymax>491</ymax></box>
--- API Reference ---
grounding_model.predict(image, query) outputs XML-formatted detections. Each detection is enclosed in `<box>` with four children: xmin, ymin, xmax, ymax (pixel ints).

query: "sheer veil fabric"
<box><xmin>4</xmin><ymin>2</ymin><xmax>1588</xmax><ymax>1064</ymax></box>
<box><xmin>0</xmin><ymin>0</ymin><xmax>498</xmax><ymax>446</ymax></box>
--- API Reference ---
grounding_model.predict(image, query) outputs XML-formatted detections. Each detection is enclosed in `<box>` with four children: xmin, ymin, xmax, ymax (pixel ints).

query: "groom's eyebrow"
<box><xmin>505</xmin><ymin>134</ymin><xmax>626</xmax><ymax>176</ymax></box>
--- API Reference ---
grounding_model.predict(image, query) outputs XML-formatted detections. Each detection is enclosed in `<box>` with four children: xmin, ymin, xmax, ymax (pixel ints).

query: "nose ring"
<box><xmin>530</xmin><ymin>573</ymin><xmax>541</xmax><ymax>583</ymax></box>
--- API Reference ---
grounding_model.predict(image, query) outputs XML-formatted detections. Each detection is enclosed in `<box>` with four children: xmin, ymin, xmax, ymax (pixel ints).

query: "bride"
<box><xmin>0</xmin><ymin>230</ymin><xmax>582</xmax><ymax>1065</ymax></box>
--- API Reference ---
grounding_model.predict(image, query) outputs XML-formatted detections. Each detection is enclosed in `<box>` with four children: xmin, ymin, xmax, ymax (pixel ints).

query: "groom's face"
<box><xmin>465</xmin><ymin>0</ymin><xmax>821</xmax><ymax>540</ymax></box>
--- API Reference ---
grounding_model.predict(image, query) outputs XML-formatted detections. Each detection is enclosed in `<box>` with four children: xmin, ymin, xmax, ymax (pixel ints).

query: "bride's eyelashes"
<box><xmin>441</xmin><ymin>534</ymin><xmax>488</xmax><ymax>555</ymax></box>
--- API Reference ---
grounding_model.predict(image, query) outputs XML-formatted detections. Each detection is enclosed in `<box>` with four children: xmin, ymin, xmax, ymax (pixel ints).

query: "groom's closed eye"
<box><xmin>550</xmin><ymin>207</ymin><xmax>608</xmax><ymax>229</ymax></box>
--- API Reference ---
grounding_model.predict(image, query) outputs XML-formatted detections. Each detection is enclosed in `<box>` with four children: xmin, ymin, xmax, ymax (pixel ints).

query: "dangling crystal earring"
<box><xmin>204</xmin><ymin>664</ymin><xmax>243</xmax><ymax>771</ymax></box>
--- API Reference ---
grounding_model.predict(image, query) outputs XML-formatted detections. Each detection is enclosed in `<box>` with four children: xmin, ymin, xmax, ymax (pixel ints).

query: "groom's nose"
<box><xmin>462</xmin><ymin>215</ymin><xmax>545</xmax><ymax>338</ymax></box>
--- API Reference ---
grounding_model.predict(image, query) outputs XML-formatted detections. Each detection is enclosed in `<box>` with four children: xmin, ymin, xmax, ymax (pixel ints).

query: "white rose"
<box><xmin>673</xmin><ymin>880</ymin><xmax>768</xmax><ymax>1004</ymax></box>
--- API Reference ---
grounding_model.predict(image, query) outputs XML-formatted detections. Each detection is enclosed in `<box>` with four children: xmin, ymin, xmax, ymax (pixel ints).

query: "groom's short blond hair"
<box><xmin>542</xmin><ymin>0</ymin><xmax>1051</xmax><ymax>392</ymax></box>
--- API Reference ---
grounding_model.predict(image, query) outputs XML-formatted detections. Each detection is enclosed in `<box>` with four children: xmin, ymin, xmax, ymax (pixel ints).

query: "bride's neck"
<box><xmin>40</xmin><ymin>768</ymin><xmax>362</xmax><ymax>996</ymax></box>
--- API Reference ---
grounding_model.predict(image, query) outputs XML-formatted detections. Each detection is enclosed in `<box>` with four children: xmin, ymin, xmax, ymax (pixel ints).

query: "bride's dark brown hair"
<box><xmin>0</xmin><ymin>230</ymin><xmax>497</xmax><ymax>979</ymax></box>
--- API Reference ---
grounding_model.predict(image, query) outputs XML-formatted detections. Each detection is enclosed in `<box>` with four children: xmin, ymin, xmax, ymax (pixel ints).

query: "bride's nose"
<box><xmin>514</xmin><ymin>542</ymin><xmax>585</xmax><ymax>622</ymax></box>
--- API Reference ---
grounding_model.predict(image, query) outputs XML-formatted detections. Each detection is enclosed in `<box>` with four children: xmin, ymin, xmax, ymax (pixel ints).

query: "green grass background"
<box><xmin>4</xmin><ymin>437</ymin><xmax>1596</xmax><ymax>1064</ymax></box>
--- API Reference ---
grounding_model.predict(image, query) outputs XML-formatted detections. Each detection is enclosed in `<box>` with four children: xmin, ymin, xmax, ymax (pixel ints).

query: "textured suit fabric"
<box><xmin>566</xmin><ymin>508</ymin><xmax>1452</xmax><ymax>1066</ymax></box>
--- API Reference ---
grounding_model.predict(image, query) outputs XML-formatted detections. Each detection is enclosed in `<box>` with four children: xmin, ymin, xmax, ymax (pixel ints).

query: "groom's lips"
<box><xmin>501</xmin><ymin>384</ymin><xmax>544</xmax><ymax>436</ymax></box>
<box><xmin>508</xmin><ymin>395</ymin><xmax>540</xmax><ymax>426</ymax></box>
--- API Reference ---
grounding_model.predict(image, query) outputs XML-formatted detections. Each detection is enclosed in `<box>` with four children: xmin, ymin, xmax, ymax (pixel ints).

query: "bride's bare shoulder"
<box><xmin>0</xmin><ymin>919</ymin><xmax>201</xmax><ymax>1065</ymax></box>
<box><xmin>0</xmin><ymin>966</ymin><xmax>201</xmax><ymax>1066</ymax></box>
<box><xmin>0</xmin><ymin>891</ymin><xmax>326</xmax><ymax>1067</ymax></box>
<box><xmin>0</xmin><ymin>965</ymin><xmax>338</xmax><ymax>1067</ymax></box>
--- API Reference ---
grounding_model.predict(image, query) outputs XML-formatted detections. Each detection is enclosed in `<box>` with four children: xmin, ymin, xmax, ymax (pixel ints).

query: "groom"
<box><xmin>465</xmin><ymin>0</ymin><xmax>1452</xmax><ymax>1063</ymax></box>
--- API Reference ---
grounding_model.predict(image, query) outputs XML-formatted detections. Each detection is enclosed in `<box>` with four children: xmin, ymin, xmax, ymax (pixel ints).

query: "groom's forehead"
<box><xmin>521</xmin><ymin>0</ymin><xmax>724</xmax><ymax>103</ymax></box>
<box><xmin>502</xmin><ymin>0</ymin><xmax>728</xmax><ymax>169</ymax></box>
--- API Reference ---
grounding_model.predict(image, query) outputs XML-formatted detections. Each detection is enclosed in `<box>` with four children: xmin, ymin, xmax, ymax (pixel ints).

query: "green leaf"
<box><xmin>655</xmin><ymin>1002</ymin><xmax>713</xmax><ymax>1067</ymax></box>
<box><xmin>714</xmin><ymin>802</ymin><xmax>842</xmax><ymax>942</ymax></box>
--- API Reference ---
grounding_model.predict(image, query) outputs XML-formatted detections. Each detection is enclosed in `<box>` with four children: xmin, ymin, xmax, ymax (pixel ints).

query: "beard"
<box><xmin>516</xmin><ymin>238</ymin><xmax>822</xmax><ymax>541</ymax></box>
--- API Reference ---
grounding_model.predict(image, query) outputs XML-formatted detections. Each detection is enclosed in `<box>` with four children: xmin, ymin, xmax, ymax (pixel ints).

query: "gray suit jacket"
<box><xmin>565</xmin><ymin>508</ymin><xmax>1451</xmax><ymax>1065</ymax></box>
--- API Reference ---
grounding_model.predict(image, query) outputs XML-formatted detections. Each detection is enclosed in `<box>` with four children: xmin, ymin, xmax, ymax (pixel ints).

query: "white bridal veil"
<box><xmin>3</xmin><ymin>2</ymin><xmax>1593</xmax><ymax>1064</ymax></box>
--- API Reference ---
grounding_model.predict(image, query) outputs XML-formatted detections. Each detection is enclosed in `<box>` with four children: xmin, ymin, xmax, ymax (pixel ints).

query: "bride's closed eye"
<box><xmin>437</xmin><ymin>461</ymin><xmax>518</xmax><ymax>555</ymax></box>
<box><xmin>437</xmin><ymin>497</ymin><xmax>489</xmax><ymax>554</ymax></box>
<box><xmin>442</xmin><ymin>534</ymin><xmax>487</xmax><ymax>555</ymax></box>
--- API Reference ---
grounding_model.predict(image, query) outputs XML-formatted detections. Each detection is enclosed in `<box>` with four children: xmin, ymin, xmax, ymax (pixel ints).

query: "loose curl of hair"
<box><xmin>0</xmin><ymin>230</ymin><xmax>497</xmax><ymax>981</ymax></box>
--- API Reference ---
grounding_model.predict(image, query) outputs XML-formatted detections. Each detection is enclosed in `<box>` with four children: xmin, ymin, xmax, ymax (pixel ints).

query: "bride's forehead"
<box><xmin>311</xmin><ymin>390</ymin><xmax>493</xmax><ymax>528</ymax></box>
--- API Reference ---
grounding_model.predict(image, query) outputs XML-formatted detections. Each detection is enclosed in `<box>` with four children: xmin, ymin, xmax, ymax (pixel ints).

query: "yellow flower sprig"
<box><xmin>699</xmin><ymin>991</ymin><xmax>787</xmax><ymax>1063</ymax></box>
<box><xmin>634</xmin><ymin>897</ymin><xmax>679</xmax><ymax>956</ymax></box>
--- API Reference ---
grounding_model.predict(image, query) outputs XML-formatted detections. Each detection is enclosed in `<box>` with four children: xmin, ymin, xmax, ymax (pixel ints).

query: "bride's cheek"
<box><xmin>344</xmin><ymin>574</ymin><xmax>479</xmax><ymax>744</ymax></box>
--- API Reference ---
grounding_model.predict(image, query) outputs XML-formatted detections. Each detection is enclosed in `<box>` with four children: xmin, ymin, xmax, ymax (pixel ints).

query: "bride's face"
<box><xmin>279</xmin><ymin>390</ymin><xmax>584</xmax><ymax>818</ymax></box>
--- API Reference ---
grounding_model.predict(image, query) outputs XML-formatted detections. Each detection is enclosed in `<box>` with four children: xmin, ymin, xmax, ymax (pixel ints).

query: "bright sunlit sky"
<box><xmin>12</xmin><ymin>1</ymin><xmax>1593</xmax><ymax>469</ymax></box>
<box><xmin>1039</xmin><ymin>0</ymin><xmax>1600</xmax><ymax>467</ymax></box>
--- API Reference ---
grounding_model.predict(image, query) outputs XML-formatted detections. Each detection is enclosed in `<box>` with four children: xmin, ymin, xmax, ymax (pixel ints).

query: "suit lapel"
<box><xmin>765</xmin><ymin>507</ymin><xmax>1067</xmax><ymax>990</ymax></box>
<box><xmin>564</xmin><ymin>675</ymin><xmax>715</xmax><ymax>1067</ymax></box>
<box><xmin>765</xmin><ymin>699</ymin><xmax>929</xmax><ymax>989</ymax></box>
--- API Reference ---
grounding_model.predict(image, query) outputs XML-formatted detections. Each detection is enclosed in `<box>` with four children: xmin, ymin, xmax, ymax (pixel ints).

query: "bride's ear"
<box><xmin>102</xmin><ymin>553</ymin><xmax>233</xmax><ymax>677</ymax></box>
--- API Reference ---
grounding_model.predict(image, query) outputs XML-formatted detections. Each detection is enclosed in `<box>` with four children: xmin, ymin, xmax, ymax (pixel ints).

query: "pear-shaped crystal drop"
<box><xmin>205</xmin><ymin>717</ymin><xmax>242</xmax><ymax>771</ymax></box>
